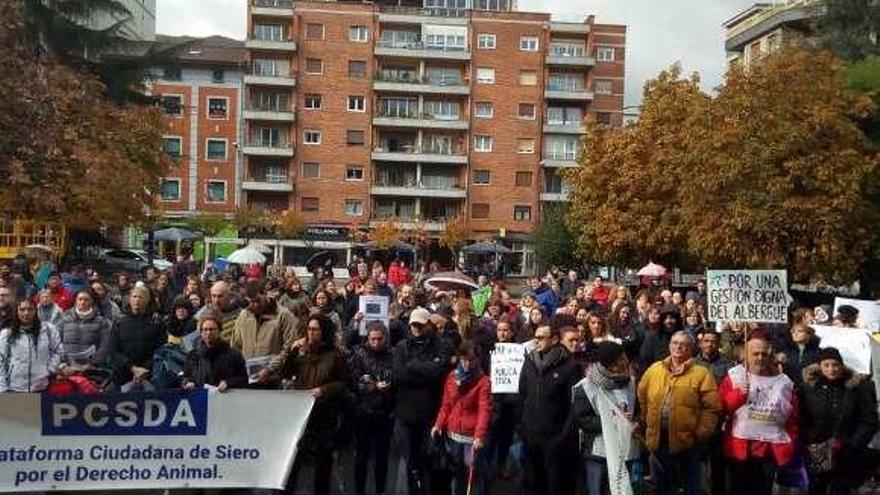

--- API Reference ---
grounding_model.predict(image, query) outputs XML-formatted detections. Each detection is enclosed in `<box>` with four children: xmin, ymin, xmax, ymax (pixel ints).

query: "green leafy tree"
<box><xmin>532</xmin><ymin>202</ymin><xmax>578</xmax><ymax>270</ymax></box>
<box><xmin>817</xmin><ymin>0</ymin><xmax>880</xmax><ymax>62</ymax></box>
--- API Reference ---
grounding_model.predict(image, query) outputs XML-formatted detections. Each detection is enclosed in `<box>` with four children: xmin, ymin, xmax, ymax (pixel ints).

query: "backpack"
<box><xmin>150</xmin><ymin>344</ymin><xmax>188</xmax><ymax>390</ymax></box>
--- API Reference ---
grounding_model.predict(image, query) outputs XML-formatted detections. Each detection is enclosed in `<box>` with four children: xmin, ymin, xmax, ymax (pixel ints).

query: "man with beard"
<box><xmin>232</xmin><ymin>281</ymin><xmax>296</xmax><ymax>361</ymax></box>
<box><xmin>195</xmin><ymin>281</ymin><xmax>242</xmax><ymax>343</ymax></box>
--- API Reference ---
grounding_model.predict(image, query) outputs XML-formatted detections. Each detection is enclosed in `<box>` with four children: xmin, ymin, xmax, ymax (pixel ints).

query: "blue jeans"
<box><xmin>651</xmin><ymin>435</ymin><xmax>701</xmax><ymax>495</ymax></box>
<box><xmin>445</xmin><ymin>438</ymin><xmax>490</xmax><ymax>495</ymax></box>
<box><xmin>584</xmin><ymin>456</ymin><xmax>636</xmax><ymax>495</ymax></box>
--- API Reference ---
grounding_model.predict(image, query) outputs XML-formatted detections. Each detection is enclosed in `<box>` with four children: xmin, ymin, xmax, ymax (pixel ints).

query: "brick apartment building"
<box><xmin>235</xmin><ymin>0</ymin><xmax>625</xmax><ymax>274</ymax></box>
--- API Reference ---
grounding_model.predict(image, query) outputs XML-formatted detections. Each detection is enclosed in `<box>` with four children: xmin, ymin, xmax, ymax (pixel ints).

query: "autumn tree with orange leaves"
<box><xmin>567</xmin><ymin>48</ymin><xmax>880</xmax><ymax>284</ymax></box>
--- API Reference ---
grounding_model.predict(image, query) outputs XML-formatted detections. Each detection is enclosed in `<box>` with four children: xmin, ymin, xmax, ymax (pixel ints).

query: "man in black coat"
<box><xmin>392</xmin><ymin>307</ymin><xmax>452</xmax><ymax>495</ymax></box>
<box><xmin>638</xmin><ymin>304</ymin><xmax>682</xmax><ymax>372</ymax></box>
<box><xmin>518</xmin><ymin>324</ymin><xmax>583</xmax><ymax>495</ymax></box>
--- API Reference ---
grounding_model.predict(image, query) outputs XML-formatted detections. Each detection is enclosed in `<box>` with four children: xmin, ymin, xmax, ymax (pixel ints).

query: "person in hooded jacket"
<box><xmin>638</xmin><ymin>304</ymin><xmax>682</xmax><ymax>372</ymax></box>
<box><xmin>518</xmin><ymin>324</ymin><xmax>583</xmax><ymax>495</ymax></box>
<box><xmin>0</xmin><ymin>298</ymin><xmax>63</xmax><ymax>392</ymax></box>
<box><xmin>777</xmin><ymin>323</ymin><xmax>820</xmax><ymax>386</ymax></box>
<box><xmin>89</xmin><ymin>281</ymin><xmax>121</xmax><ymax>322</ymax></box>
<box><xmin>526</xmin><ymin>277</ymin><xmax>558</xmax><ymax>316</ymax></box>
<box><xmin>393</xmin><ymin>306</ymin><xmax>453</xmax><ymax>495</ymax></box>
<box><xmin>182</xmin><ymin>312</ymin><xmax>247</xmax><ymax>392</ymax></box>
<box><xmin>36</xmin><ymin>289</ymin><xmax>63</xmax><ymax>329</ymax></box>
<box><xmin>800</xmin><ymin>347</ymin><xmax>878</xmax><ymax>495</ymax></box>
<box><xmin>432</xmin><ymin>340</ymin><xmax>493</xmax><ymax>495</ymax></box>
<box><xmin>165</xmin><ymin>296</ymin><xmax>198</xmax><ymax>351</ymax></box>
<box><xmin>350</xmin><ymin>321</ymin><xmax>395</xmax><ymax>495</ymax></box>
<box><xmin>58</xmin><ymin>290</ymin><xmax>113</xmax><ymax>367</ymax></box>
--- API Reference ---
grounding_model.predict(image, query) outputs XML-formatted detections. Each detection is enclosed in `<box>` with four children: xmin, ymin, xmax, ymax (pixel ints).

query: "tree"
<box><xmin>532</xmin><ymin>202</ymin><xmax>578</xmax><ymax>271</ymax></box>
<box><xmin>567</xmin><ymin>48</ymin><xmax>880</xmax><ymax>284</ymax></box>
<box><xmin>439</xmin><ymin>217</ymin><xmax>468</xmax><ymax>263</ymax></box>
<box><xmin>185</xmin><ymin>212</ymin><xmax>229</xmax><ymax>237</ymax></box>
<box><xmin>269</xmin><ymin>209</ymin><xmax>305</xmax><ymax>239</ymax></box>
<box><xmin>370</xmin><ymin>220</ymin><xmax>401</xmax><ymax>249</ymax></box>
<box><xmin>817</xmin><ymin>0</ymin><xmax>880</xmax><ymax>62</ymax></box>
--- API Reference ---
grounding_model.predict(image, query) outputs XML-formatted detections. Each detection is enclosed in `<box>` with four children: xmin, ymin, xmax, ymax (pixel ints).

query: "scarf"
<box><xmin>588</xmin><ymin>363</ymin><xmax>630</xmax><ymax>390</ymax></box>
<box><xmin>454</xmin><ymin>360</ymin><xmax>479</xmax><ymax>387</ymax></box>
<box><xmin>75</xmin><ymin>307</ymin><xmax>95</xmax><ymax>320</ymax></box>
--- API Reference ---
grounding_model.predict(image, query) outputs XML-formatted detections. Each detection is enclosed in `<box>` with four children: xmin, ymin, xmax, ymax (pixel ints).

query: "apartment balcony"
<box><xmin>374</xmin><ymin>75</ymin><xmax>470</xmax><ymax>95</ymax></box>
<box><xmin>375</xmin><ymin>41</ymin><xmax>470</xmax><ymax>61</ymax></box>
<box><xmin>373</xmin><ymin>113</ymin><xmax>469</xmax><ymax>130</ymax></box>
<box><xmin>242</xmin><ymin>174</ymin><xmax>294</xmax><ymax>193</ymax></box>
<box><xmin>371</xmin><ymin>182</ymin><xmax>466</xmax><ymax>199</ymax></box>
<box><xmin>377</xmin><ymin>6</ymin><xmax>469</xmax><ymax>25</ymax></box>
<box><xmin>371</xmin><ymin>148</ymin><xmax>468</xmax><ymax>165</ymax></box>
<box><xmin>550</xmin><ymin>22</ymin><xmax>590</xmax><ymax>34</ymax></box>
<box><xmin>243</xmin><ymin>104</ymin><xmax>296</xmax><ymax>122</ymax></box>
<box><xmin>545</xmin><ymin>54</ymin><xmax>596</xmax><ymax>68</ymax></box>
<box><xmin>541</xmin><ymin>152</ymin><xmax>579</xmax><ymax>168</ymax></box>
<box><xmin>540</xmin><ymin>191</ymin><xmax>570</xmax><ymax>202</ymax></box>
<box><xmin>244</xmin><ymin>66</ymin><xmax>296</xmax><ymax>87</ymax></box>
<box><xmin>543</xmin><ymin>122</ymin><xmax>586</xmax><ymax>134</ymax></box>
<box><xmin>724</xmin><ymin>0</ymin><xmax>822</xmax><ymax>52</ymax></box>
<box><xmin>245</xmin><ymin>38</ymin><xmax>297</xmax><ymax>52</ymax></box>
<box><xmin>370</xmin><ymin>217</ymin><xmax>449</xmax><ymax>231</ymax></box>
<box><xmin>545</xmin><ymin>85</ymin><xmax>594</xmax><ymax>101</ymax></box>
<box><xmin>242</xmin><ymin>140</ymin><xmax>294</xmax><ymax>157</ymax></box>
<box><xmin>251</xmin><ymin>0</ymin><xmax>293</xmax><ymax>17</ymax></box>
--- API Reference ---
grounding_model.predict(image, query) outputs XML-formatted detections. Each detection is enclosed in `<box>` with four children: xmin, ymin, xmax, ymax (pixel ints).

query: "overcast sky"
<box><xmin>155</xmin><ymin>0</ymin><xmax>756</xmax><ymax>107</ymax></box>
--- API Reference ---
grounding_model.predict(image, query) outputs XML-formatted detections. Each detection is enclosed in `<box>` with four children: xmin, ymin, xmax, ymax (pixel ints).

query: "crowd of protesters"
<box><xmin>0</xmin><ymin>255</ymin><xmax>879</xmax><ymax>495</ymax></box>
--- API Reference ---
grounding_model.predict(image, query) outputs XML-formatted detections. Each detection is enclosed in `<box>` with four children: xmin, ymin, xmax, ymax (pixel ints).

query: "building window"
<box><xmin>472</xmin><ymin>203</ymin><xmax>490</xmax><ymax>219</ymax></box>
<box><xmin>514</xmin><ymin>205</ymin><xmax>531</xmax><ymax>221</ymax></box>
<box><xmin>594</xmin><ymin>79</ymin><xmax>613</xmax><ymax>95</ymax></box>
<box><xmin>517</xmin><ymin>138</ymin><xmax>535</xmax><ymax>154</ymax></box>
<box><xmin>520</xmin><ymin>36</ymin><xmax>539</xmax><ymax>51</ymax></box>
<box><xmin>206</xmin><ymin>181</ymin><xmax>226</xmax><ymax>203</ymax></box>
<box><xmin>596</xmin><ymin>112</ymin><xmax>612</xmax><ymax>125</ymax></box>
<box><xmin>301</xmin><ymin>197</ymin><xmax>319</xmax><ymax>212</ymax></box>
<box><xmin>207</xmin><ymin>97</ymin><xmax>228</xmax><ymax>119</ymax></box>
<box><xmin>474</xmin><ymin>135</ymin><xmax>492</xmax><ymax>152</ymax></box>
<box><xmin>304</xmin><ymin>94</ymin><xmax>322</xmax><ymax>109</ymax></box>
<box><xmin>305</xmin><ymin>23</ymin><xmax>324</xmax><ymax>40</ymax></box>
<box><xmin>596</xmin><ymin>46</ymin><xmax>615</xmax><ymax>62</ymax></box>
<box><xmin>473</xmin><ymin>170</ymin><xmax>491</xmax><ymax>185</ymax></box>
<box><xmin>254</xmin><ymin>23</ymin><xmax>285</xmax><ymax>41</ymax></box>
<box><xmin>159</xmin><ymin>179</ymin><xmax>181</xmax><ymax>201</ymax></box>
<box><xmin>515</xmin><ymin>171</ymin><xmax>533</xmax><ymax>186</ymax></box>
<box><xmin>349</xmin><ymin>25</ymin><xmax>368</xmax><ymax>42</ymax></box>
<box><xmin>475</xmin><ymin>102</ymin><xmax>493</xmax><ymax>118</ymax></box>
<box><xmin>161</xmin><ymin>95</ymin><xmax>182</xmax><ymax>116</ymax></box>
<box><xmin>518</xmin><ymin>70</ymin><xmax>537</xmax><ymax>86</ymax></box>
<box><xmin>211</xmin><ymin>69</ymin><xmax>225</xmax><ymax>83</ymax></box>
<box><xmin>305</xmin><ymin>58</ymin><xmax>323</xmax><ymax>74</ymax></box>
<box><xmin>302</xmin><ymin>162</ymin><xmax>320</xmax><ymax>179</ymax></box>
<box><xmin>477</xmin><ymin>33</ymin><xmax>496</xmax><ymax>49</ymax></box>
<box><xmin>348</xmin><ymin>60</ymin><xmax>366</xmax><ymax>78</ymax></box>
<box><xmin>163</xmin><ymin>136</ymin><xmax>182</xmax><ymax>159</ymax></box>
<box><xmin>476</xmin><ymin>68</ymin><xmax>495</xmax><ymax>84</ymax></box>
<box><xmin>206</xmin><ymin>139</ymin><xmax>227</xmax><ymax>161</ymax></box>
<box><xmin>304</xmin><ymin>129</ymin><xmax>321</xmax><ymax>144</ymax></box>
<box><xmin>347</xmin><ymin>130</ymin><xmax>365</xmax><ymax>145</ymax></box>
<box><xmin>518</xmin><ymin>103</ymin><xmax>536</xmax><ymax>119</ymax></box>
<box><xmin>348</xmin><ymin>95</ymin><xmax>365</xmax><ymax>112</ymax></box>
<box><xmin>163</xmin><ymin>66</ymin><xmax>182</xmax><ymax>81</ymax></box>
<box><xmin>346</xmin><ymin>165</ymin><xmax>364</xmax><ymax>181</ymax></box>
<box><xmin>345</xmin><ymin>199</ymin><xmax>363</xmax><ymax>216</ymax></box>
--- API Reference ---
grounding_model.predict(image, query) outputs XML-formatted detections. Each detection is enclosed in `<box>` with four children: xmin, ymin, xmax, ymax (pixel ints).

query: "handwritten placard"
<box><xmin>706</xmin><ymin>270</ymin><xmax>788</xmax><ymax>323</ymax></box>
<box><xmin>490</xmin><ymin>343</ymin><xmax>526</xmax><ymax>394</ymax></box>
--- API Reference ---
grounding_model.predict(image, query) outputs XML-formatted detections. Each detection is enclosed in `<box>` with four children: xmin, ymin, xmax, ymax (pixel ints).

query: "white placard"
<box><xmin>490</xmin><ymin>343</ymin><xmax>526</xmax><ymax>394</ymax></box>
<box><xmin>358</xmin><ymin>295</ymin><xmax>390</xmax><ymax>336</ymax></box>
<box><xmin>812</xmin><ymin>324</ymin><xmax>872</xmax><ymax>375</ymax></box>
<box><xmin>706</xmin><ymin>270</ymin><xmax>788</xmax><ymax>323</ymax></box>
<box><xmin>833</xmin><ymin>297</ymin><xmax>880</xmax><ymax>332</ymax></box>
<box><xmin>0</xmin><ymin>389</ymin><xmax>313</xmax><ymax>492</ymax></box>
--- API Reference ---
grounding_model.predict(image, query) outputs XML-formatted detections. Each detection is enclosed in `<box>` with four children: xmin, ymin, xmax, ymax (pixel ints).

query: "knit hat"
<box><xmin>817</xmin><ymin>347</ymin><xmax>843</xmax><ymax>365</ymax></box>
<box><xmin>836</xmin><ymin>305</ymin><xmax>859</xmax><ymax>322</ymax></box>
<box><xmin>594</xmin><ymin>341</ymin><xmax>625</xmax><ymax>368</ymax></box>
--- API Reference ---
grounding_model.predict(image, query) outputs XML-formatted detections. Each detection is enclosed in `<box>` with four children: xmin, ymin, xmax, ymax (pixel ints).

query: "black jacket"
<box><xmin>799</xmin><ymin>363</ymin><xmax>878</xmax><ymax>450</ymax></box>
<box><xmin>113</xmin><ymin>312</ymin><xmax>166</xmax><ymax>374</ymax></box>
<box><xmin>638</xmin><ymin>305</ymin><xmax>682</xmax><ymax>371</ymax></box>
<box><xmin>349</xmin><ymin>344</ymin><xmax>395</xmax><ymax>417</ymax></box>
<box><xmin>780</xmin><ymin>336</ymin><xmax>820</xmax><ymax>385</ymax></box>
<box><xmin>392</xmin><ymin>331</ymin><xmax>452</xmax><ymax>424</ymax></box>
<box><xmin>184</xmin><ymin>340</ymin><xmax>248</xmax><ymax>389</ymax></box>
<box><xmin>518</xmin><ymin>345</ymin><xmax>583</xmax><ymax>439</ymax></box>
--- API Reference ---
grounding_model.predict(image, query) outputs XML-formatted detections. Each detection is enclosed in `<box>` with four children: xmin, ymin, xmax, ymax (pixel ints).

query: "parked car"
<box><xmin>98</xmin><ymin>249</ymin><xmax>173</xmax><ymax>274</ymax></box>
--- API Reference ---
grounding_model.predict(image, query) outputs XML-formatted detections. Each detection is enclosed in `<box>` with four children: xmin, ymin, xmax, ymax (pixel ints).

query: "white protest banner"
<box><xmin>0</xmin><ymin>389</ymin><xmax>313</xmax><ymax>492</ymax></box>
<box><xmin>359</xmin><ymin>295</ymin><xmax>389</xmax><ymax>336</ymax></box>
<box><xmin>490</xmin><ymin>343</ymin><xmax>526</xmax><ymax>394</ymax></box>
<box><xmin>833</xmin><ymin>297</ymin><xmax>880</xmax><ymax>332</ymax></box>
<box><xmin>580</xmin><ymin>377</ymin><xmax>636</xmax><ymax>495</ymax></box>
<box><xmin>813</xmin><ymin>324</ymin><xmax>872</xmax><ymax>375</ymax></box>
<box><xmin>706</xmin><ymin>270</ymin><xmax>788</xmax><ymax>323</ymax></box>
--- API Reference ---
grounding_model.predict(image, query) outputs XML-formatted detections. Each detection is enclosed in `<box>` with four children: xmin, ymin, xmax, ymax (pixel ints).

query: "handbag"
<box><xmin>805</xmin><ymin>440</ymin><xmax>835</xmax><ymax>473</ymax></box>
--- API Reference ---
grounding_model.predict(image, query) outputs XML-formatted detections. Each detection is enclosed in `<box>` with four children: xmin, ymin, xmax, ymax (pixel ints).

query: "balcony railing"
<box><xmin>375</xmin><ymin>73</ymin><xmax>466</xmax><ymax>86</ymax></box>
<box><xmin>376</xmin><ymin>40</ymin><xmax>467</xmax><ymax>52</ymax></box>
<box><xmin>376</xmin><ymin>111</ymin><xmax>462</xmax><ymax>121</ymax></box>
<box><xmin>253</xmin><ymin>0</ymin><xmax>292</xmax><ymax>7</ymax></box>
<box><xmin>246</xmin><ymin>138</ymin><xmax>291</xmax><ymax>149</ymax></box>
<box><xmin>543</xmin><ymin>151</ymin><xmax>578</xmax><ymax>161</ymax></box>
<box><xmin>379</xmin><ymin>5</ymin><xmax>469</xmax><ymax>17</ymax></box>
<box><xmin>374</xmin><ymin>180</ymin><xmax>461</xmax><ymax>189</ymax></box>
<box><xmin>246</xmin><ymin>101</ymin><xmax>293</xmax><ymax>113</ymax></box>
<box><xmin>374</xmin><ymin>145</ymin><xmax>466</xmax><ymax>156</ymax></box>
<box><xmin>547</xmin><ymin>82</ymin><xmax>586</xmax><ymax>92</ymax></box>
<box><xmin>549</xmin><ymin>46</ymin><xmax>586</xmax><ymax>57</ymax></box>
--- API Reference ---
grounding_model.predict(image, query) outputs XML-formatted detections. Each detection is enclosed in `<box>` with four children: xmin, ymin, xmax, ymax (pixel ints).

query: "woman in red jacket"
<box><xmin>432</xmin><ymin>340</ymin><xmax>493</xmax><ymax>495</ymax></box>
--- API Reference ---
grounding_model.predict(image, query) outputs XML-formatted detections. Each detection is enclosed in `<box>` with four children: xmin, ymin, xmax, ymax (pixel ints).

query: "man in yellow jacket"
<box><xmin>637</xmin><ymin>330</ymin><xmax>720</xmax><ymax>495</ymax></box>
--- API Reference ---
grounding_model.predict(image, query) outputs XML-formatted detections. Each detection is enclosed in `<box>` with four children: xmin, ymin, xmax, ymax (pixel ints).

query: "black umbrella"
<box><xmin>306</xmin><ymin>250</ymin><xmax>337</xmax><ymax>272</ymax></box>
<box><xmin>461</xmin><ymin>240</ymin><xmax>511</xmax><ymax>254</ymax></box>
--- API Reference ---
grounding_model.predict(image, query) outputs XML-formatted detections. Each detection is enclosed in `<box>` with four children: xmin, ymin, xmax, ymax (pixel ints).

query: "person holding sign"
<box><xmin>718</xmin><ymin>331</ymin><xmax>798</xmax><ymax>495</ymax></box>
<box><xmin>182</xmin><ymin>312</ymin><xmax>247</xmax><ymax>392</ymax></box>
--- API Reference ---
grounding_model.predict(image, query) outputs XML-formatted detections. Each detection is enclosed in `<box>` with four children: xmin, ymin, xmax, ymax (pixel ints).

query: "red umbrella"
<box><xmin>637</xmin><ymin>262</ymin><xmax>667</xmax><ymax>277</ymax></box>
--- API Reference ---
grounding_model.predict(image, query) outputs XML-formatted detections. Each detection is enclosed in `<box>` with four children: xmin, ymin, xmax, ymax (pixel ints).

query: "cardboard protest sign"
<box><xmin>706</xmin><ymin>270</ymin><xmax>788</xmax><ymax>323</ymax></box>
<box><xmin>833</xmin><ymin>297</ymin><xmax>880</xmax><ymax>332</ymax></box>
<box><xmin>813</xmin><ymin>324</ymin><xmax>872</xmax><ymax>375</ymax></box>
